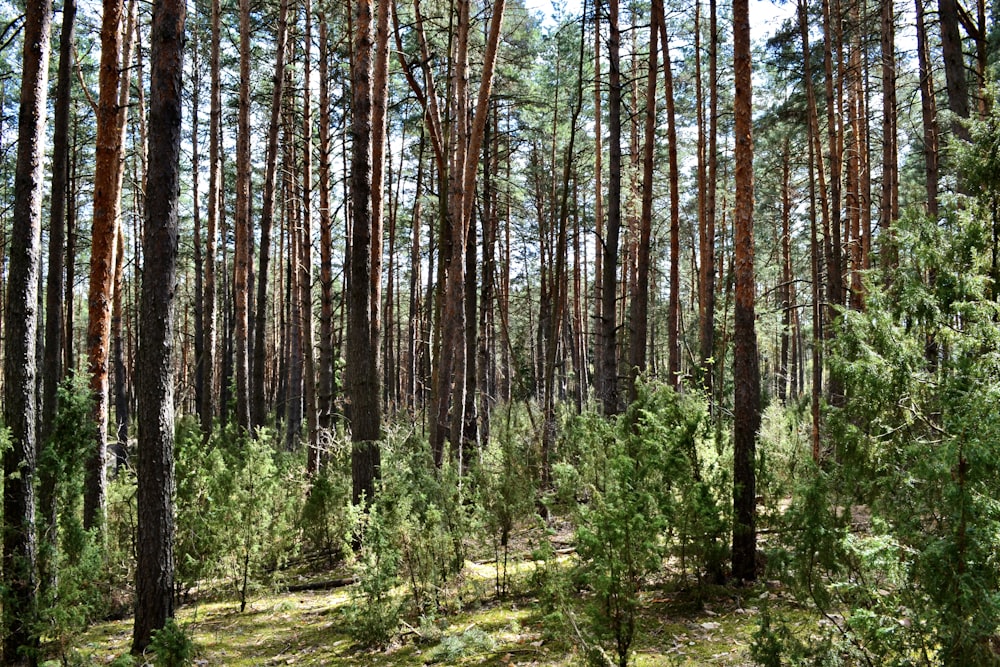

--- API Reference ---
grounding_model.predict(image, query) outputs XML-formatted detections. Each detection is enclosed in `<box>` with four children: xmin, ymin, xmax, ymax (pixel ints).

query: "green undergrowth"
<box><xmin>59</xmin><ymin>556</ymin><xmax>819</xmax><ymax>666</ymax></box>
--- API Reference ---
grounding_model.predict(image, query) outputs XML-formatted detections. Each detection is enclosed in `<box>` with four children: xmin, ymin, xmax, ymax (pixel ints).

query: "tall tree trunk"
<box><xmin>916</xmin><ymin>0</ymin><xmax>939</xmax><ymax>220</ymax></box>
<box><xmin>780</xmin><ymin>139</ymin><xmax>792</xmax><ymax>403</ymax></box>
<box><xmin>731</xmin><ymin>0</ymin><xmax>760</xmax><ymax>583</ymax></box>
<box><xmin>2</xmin><ymin>0</ymin><xmax>51</xmax><ymax>660</ymax></box>
<box><xmin>629</xmin><ymin>0</ymin><xmax>658</xmax><ymax>399</ymax></box>
<box><xmin>132</xmin><ymin>0</ymin><xmax>184</xmax><ymax>650</ymax></box>
<box><xmin>41</xmin><ymin>0</ymin><xmax>75</xmax><ymax>443</ymax></box>
<box><xmin>39</xmin><ymin>0</ymin><xmax>76</xmax><ymax>593</ymax></box>
<box><xmin>593</xmin><ymin>1</ymin><xmax>604</xmax><ymax>396</ymax></box>
<box><xmin>544</xmin><ymin>0</ymin><xmax>588</xmax><ymax>485</ymax></box>
<box><xmin>408</xmin><ymin>130</ymin><xmax>426</xmax><ymax>415</ymax></box>
<box><xmin>192</xmin><ymin>22</ymin><xmax>205</xmax><ymax>439</ymax></box>
<box><xmin>113</xmin><ymin>226</ymin><xmax>128</xmax><ymax>469</ymax></box>
<box><xmin>318</xmin><ymin>15</ymin><xmax>336</xmax><ymax>434</ymax></box>
<box><xmin>301</xmin><ymin>0</ymin><xmax>320</xmax><ymax>471</ymax></box>
<box><xmin>66</xmin><ymin>114</ymin><xmax>79</xmax><ymax>376</ymax></box>
<box><xmin>202</xmin><ymin>0</ymin><xmax>221</xmax><ymax>435</ymax></box>
<box><xmin>348</xmin><ymin>0</ymin><xmax>383</xmax><ymax>505</ymax></box>
<box><xmin>800</xmin><ymin>0</ymin><xmax>829</xmax><ymax>458</ymax></box>
<box><xmin>85</xmin><ymin>0</ymin><xmax>135</xmax><ymax>531</ymax></box>
<box><xmin>657</xmin><ymin>1</ymin><xmax>681</xmax><ymax>391</ymax></box>
<box><xmin>599</xmin><ymin>0</ymin><xmax>622</xmax><ymax>416</ymax></box>
<box><xmin>425</xmin><ymin>0</ymin><xmax>507</xmax><ymax>462</ymax></box>
<box><xmin>881</xmin><ymin>0</ymin><xmax>898</xmax><ymax>270</ymax></box>
<box><xmin>253</xmin><ymin>0</ymin><xmax>290</xmax><ymax>429</ymax></box>
<box><xmin>809</xmin><ymin>139</ymin><xmax>822</xmax><ymax>461</ymax></box>
<box><xmin>939</xmin><ymin>0</ymin><xmax>970</xmax><ymax>140</ymax></box>
<box><xmin>285</xmin><ymin>137</ymin><xmax>303</xmax><ymax>450</ymax></box>
<box><xmin>233</xmin><ymin>0</ymin><xmax>253</xmax><ymax>432</ymax></box>
<box><xmin>701</xmin><ymin>0</ymin><xmax>719</xmax><ymax>403</ymax></box>
<box><xmin>823</xmin><ymin>0</ymin><xmax>844</xmax><ymax>322</ymax></box>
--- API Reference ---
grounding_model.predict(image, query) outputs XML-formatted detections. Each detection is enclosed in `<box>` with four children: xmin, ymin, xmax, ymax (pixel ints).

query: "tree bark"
<box><xmin>880</xmin><ymin>0</ymin><xmax>898</xmax><ymax>270</ymax></box>
<box><xmin>85</xmin><ymin>0</ymin><xmax>135</xmax><ymax>531</ymax></box>
<box><xmin>253</xmin><ymin>0</ymin><xmax>290</xmax><ymax>430</ymax></box>
<box><xmin>39</xmin><ymin>0</ymin><xmax>76</xmax><ymax>594</ymax></box>
<box><xmin>629</xmin><ymin>0</ymin><xmax>658</xmax><ymax>399</ymax></box>
<box><xmin>939</xmin><ymin>0</ymin><xmax>970</xmax><ymax>140</ymax></box>
<box><xmin>133</xmin><ymin>0</ymin><xmax>184</xmax><ymax>650</ymax></box>
<box><xmin>233</xmin><ymin>0</ymin><xmax>253</xmax><ymax>432</ymax></box>
<box><xmin>202</xmin><ymin>0</ymin><xmax>222</xmax><ymax>436</ymax></box>
<box><xmin>599</xmin><ymin>0</ymin><xmax>622</xmax><ymax>416</ymax></box>
<box><xmin>2</xmin><ymin>0</ymin><xmax>51</xmax><ymax>660</ymax></box>
<box><xmin>348</xmin><ymin>0</ymin><xmax>383</xmax><ymax>505</ymax></box>
<box><xmin>702</xmin><ymin>0</ymin><xmax>719</xmax><ymax>403</ymax></box>
<box><xmin>731</xmin><ymin>0</ymin><xmax>760</xmax><ymax>583</ymax></box>
<box><xmin>301</xmin><ymin>0</ymin><xmax>320</xmax><ymax>470</ymax></box>
<box><xmin>41</xmin><ymin>0</ymin><xmax>75</xmax><ymax>444</ymax></box>
<box><xmin>318</xmin><ymin>14</ymin><xmax>336</xmax><ymax>434</ymax></box>
<box><xmin>916</xmin><ymin>0</ymin><xmax>939</xmax><ymax>220</ymax></box>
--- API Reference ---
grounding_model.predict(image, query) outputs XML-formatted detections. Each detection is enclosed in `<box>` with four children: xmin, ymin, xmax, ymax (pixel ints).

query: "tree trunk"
<box><xmin>85</xmin><ymin>0</ymin><xmax>135</xmax><ymax>531</ymax></box>
<box><xmin>132</xmin><ymin>0</ymin><xmax>184</xmax><ymax>650</ymax></box>
<box><xmin>38</xmin><ymin>0</ymin><xmax>76</xmax><ymax>595</ymax></box>
<box><xmin>593</xmin><ymin>1</ymin><xmax>604</xmax><ymax>400</ymax></box>
<box><xmin>318</xmin><ymin>14</ymin><xmax>336</xmax><ymax>434</ymax></box>
<box><xmin>780</xmin><ymin>139</ymin><xmax>791</xmax><ymax>403</ymax></box>
<box><xmin>939</xmin><ymin>0</ymin><xmax>970</xmax><ymax>140</ymax></box>
<box><xmin>233</xmin><ymin>0</ymin><xmax>253</xmax><ymax>432</ymax></box>
<box><xmin>41</xmin><ymin>0</ymin><xmax>75</xmax><ymax>444</ymax></box>
<box><xmin>113</xmin><ymin>225</ymin><xmax>129</xmax><ymax>470</ymax></box>
<box><xmin>599</xmin><ymin>0</ymin><xmax>622</xmax><ymax>416</ymax></box>
<box><xmin>731</xmin><ymin>0</ymin><xmax>760</xmax><ymax>583</ymax></box>
<box><xmin>916</xmin><ymin>0</ymin><xmax>939</xmax><ymax>220</ymax></box>
<box><xmin>301</xmin><ymin>0</ymin><xmax>320</xmax><ymax>471</ymax></box>
<box><xmin>348</xmin><ymin>0</ymin><xmax>383</xmax><ymax>505</ymax></box>
<box><xmin>2</xmin><ymin>0</ymin><xmax>51</xmax><ymax>660</ymax></box>
<box><xmin>822</xmin><ymin>0</ymin><xmax>844</xmax><ymax>324</ymax></box>
<box><xmin>629</xmin><ymin>0</ymin><xmax>658</xmax><ymax>399</ymax></box>
<box><xmin>702</xmin><ymin>0</ymin><xmax>719</xmax><ymax>403</ymax></box>
<box><xmin>881</xmin><ymin>0</ymin><xmax>898</xmax><ymax>270</ymax></box>
<box><xmin>253</xmin><ymin>0</ymin><xmax>290</xmax><ymax>430</ymax></box>
<box><xmin>202</xmin><ymin>0</ymin><xmax>222</xmax><ymax>436</ymax></box>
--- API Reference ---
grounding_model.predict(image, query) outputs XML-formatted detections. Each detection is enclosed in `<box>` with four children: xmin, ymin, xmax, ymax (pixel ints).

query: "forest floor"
<box><xmin>59</xmin><ymin>524</ymin><xmax>823</xmax><ymax>665</ymax></box>
<box><xmin>61</xmin><ymin>570</ymin><xmax>822</xmax><ymax>665</ymax></box>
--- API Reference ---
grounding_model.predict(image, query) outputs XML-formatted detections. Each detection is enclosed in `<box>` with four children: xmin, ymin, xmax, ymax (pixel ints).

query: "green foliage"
<box><xmin>347</xmin><ymin>501</ymin><xmax>403</xmax><ymax>648</ymax></box>
<box><xmin>299</xmin><ymin>466</ymin><xmax>352</xmax><ymax>567</ymax></box>
<box><xmin>568</xmin><ymin>382</ymin><xmax>720</xmax><ymax>666</ymax></box>
<box><xmin>750</xmin><ymin>603</ymin><xmax>842</xmax><ymax>667</ymax></box>
<box><xmin>35</xmin><ymin>376</ymin><xmax>125</xmax><ymax>657</ymax></box>
<box><xmin>425</xmin><ymin>626</ymin><xmax>496</xmax><ymax>663</ymax></box>
<box><xmin>472</xmin><ymin>404</ymin><xmax>538</xmax><ymax>599</ymax></box>
<box><xmin>148</xmin><ymin>619</ymin><xmax>195</xmax><ymax>667</ymax></box>
<box><xmin>384</xmin><ymin>432</ymin><xmax>470</xmax><ymax>615</ymax></box>
<box><xmin>777</xmin><ymin>195</ymin><xmax>1000</xmax><ymax>664</ymax></box>
<box><xmin>174</xmin><ymin>419</ymin><xmax>306</xmax><ymax>606</ymax></box>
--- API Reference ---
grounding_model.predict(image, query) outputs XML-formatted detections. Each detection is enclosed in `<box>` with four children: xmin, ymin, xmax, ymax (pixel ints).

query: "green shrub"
<box><xmin>780</xmin><ymin>191</ymin><xmax>1000</xmax><ymax>663</ymax></box>
<box><xmin>299</xmin><ymin>466</ymin><xmax>351</xmax><ymax>567</ymax></box>
<box><xmin>472</xmin><ymin>404</ymin><xmax>537</xmax><ymax>599</ymax></box>
<box><xmin>148</xmin><ymin>619</ymin><xmax>195</xmax><ymax>667</ymax></box>
<box><xmin>347</xmin><ymin>502</ymin><xmax>403</xmax><ymax>648</ymax></box>
<box><xmin>174</xmin><ymin>421</ymin><xmax>305</xmax><ymax>607</ymax></box>
<box><xmin>571</xmin><ymin>381</ymin><xmax>717</xmax><ymax>667</ymax></box>
<box><xmin>425</xmin><ymin>626</ymin><xmax>496</xmax><ymax>662</ymax></box>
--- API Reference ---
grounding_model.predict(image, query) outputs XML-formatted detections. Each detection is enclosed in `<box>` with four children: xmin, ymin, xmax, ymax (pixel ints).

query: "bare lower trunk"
<box><xmin>132</xmin><ymin>0</ymin><xmax>184</xmax><ymax>651</ymax></box>
<box><xmin>3</xmin><ymin>0</ymin><xmax>51</xmax><ymax>660</ymax></box>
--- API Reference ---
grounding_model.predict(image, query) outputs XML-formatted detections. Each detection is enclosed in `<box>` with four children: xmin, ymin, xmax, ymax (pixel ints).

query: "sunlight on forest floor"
<box><xmin>63</xmin><ymin>561</ymin><xmax>821</xmax><ymax>666</ymax></box>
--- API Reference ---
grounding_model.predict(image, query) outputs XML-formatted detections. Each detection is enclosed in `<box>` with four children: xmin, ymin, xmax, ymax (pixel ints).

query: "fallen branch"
<box><xmin>283</xmin><ymin>576</ymin><xmax>356</xmax><ymax>592</ymax></box>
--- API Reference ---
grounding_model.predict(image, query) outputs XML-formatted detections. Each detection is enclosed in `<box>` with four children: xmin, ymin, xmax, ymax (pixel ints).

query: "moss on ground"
<box><xmin>57</xmin><ymin>572</ymin><xmax>824</xmax><ymax>666</ymax></box>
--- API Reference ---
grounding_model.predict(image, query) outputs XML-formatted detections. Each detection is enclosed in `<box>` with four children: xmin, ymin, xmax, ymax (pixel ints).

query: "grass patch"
<box><xmin>61</xmin><ymin>574</ymin><xmax>821</xmax><ymax>665</ymax></box>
